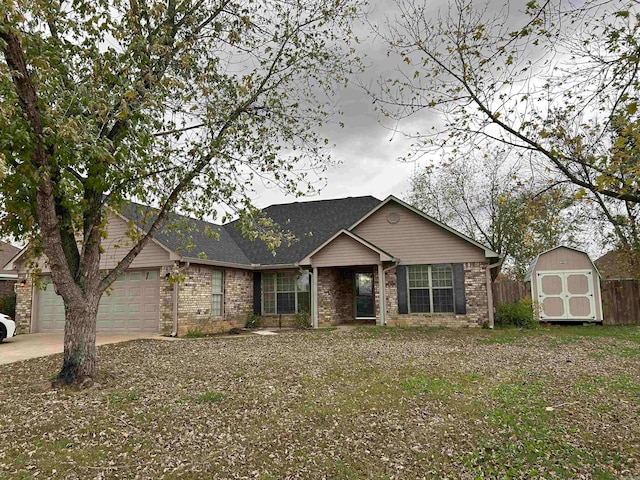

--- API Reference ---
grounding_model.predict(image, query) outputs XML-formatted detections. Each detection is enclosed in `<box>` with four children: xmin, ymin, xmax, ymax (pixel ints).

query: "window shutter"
<box><xmin>453</xmin><ymin>263</ymin><xmax>466</xmax><ymax>314</ymax></box>
<box><xmin>253</xmin><ymin>272</ymin><xmax>262</xmax><ymax>316</ymax></box>
<box><xmin>396</xmin><ymin>265</ymin><xmax>408</xmax><ymax>314</ymax></box>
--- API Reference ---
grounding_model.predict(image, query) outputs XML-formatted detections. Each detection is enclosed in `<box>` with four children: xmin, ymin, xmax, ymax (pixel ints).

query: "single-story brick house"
<box><xmin>7</xmin><ymin>195</ymin><xmax>501</xmax><ymax>335</ymax></box>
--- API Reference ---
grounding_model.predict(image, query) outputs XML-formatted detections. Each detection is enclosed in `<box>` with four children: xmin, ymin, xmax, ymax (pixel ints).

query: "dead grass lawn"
<box><xmin>1</xmin><ymin>325</ymin><xmax>639</xmax><ymax>479</ymax></box>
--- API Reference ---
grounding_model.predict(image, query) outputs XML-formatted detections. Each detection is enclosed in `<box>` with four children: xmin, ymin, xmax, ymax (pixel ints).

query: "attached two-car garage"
<box><xmin>35</xmin><ymin>270</ymin><xmax>160</xmax><ymax>333</ymax></box>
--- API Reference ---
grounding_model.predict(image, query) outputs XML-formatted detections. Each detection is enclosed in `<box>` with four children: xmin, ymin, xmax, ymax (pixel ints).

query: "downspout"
<box><xmin>485</xmin><ymin>257</ymin><xmax>503</xmax><ymax>329</ymax></box>
<box><xmin>382</xmin><ymin>260</ymin><xmax>399</xmax><ymax>326</ymax></box>
<box><xmin>170</xmin><ymin>261</ymin><xmax>190</xmax><ymax>337</ymax></box>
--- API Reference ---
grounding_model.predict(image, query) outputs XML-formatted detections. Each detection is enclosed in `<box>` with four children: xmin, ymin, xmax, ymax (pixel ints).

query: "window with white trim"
<box><xmin>407</xmin><ymin>265</ymin><xmax>454</xmax><ymax>313</ymax></box>
<box><xmin>212</xmin><ymin>270</ymin><xmax>224</xmax><ymax>317</ymax></box>
<box><xmin>262</xmin><ymin>271</ymin><xmax>311</xmax><ymax>314</ymax></box>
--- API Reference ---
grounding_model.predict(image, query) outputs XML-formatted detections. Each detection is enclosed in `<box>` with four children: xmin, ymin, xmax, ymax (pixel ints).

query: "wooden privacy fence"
<box><xmin>492</xmin><ymin>279</ymin><xmax>640</xmax><ymax>325</ymax></box>
<box><xmin>600</xmin><ymin>280</ymin><xmax>640</xmax><ymax>325</ymax></box>
<box><xmin>491</xmin><ymin>280</ymin><xmax>528</xmax><ymax>307</ymax></box>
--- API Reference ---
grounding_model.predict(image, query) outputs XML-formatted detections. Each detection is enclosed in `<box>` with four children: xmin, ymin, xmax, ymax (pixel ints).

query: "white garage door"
<box><xmin>37</xmin><ymin>270</ymin><xmax>160</xmax><ymax>333</ymax></box>
<box><xmin>536</xmin><ymin>270</ymin><xmax>596</xmax><ymax>321</ymax></box>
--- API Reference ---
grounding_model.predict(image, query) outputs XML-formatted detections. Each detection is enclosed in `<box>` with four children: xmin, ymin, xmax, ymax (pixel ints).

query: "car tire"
<box><xmin>0</xmin><ymin>325</ymin><xmax>5</xmax><ymax>343</ymax></box>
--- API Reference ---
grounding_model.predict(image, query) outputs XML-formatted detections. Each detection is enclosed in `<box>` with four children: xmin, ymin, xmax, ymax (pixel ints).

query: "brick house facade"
<box><xmin>10</xmin><ymin>196</ymin><xmax>501</xmax><ymax>335</ymax></box>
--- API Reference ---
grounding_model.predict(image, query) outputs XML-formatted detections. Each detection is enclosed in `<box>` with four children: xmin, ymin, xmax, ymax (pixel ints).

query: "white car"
<box><xmin>0</xmin><ymin>314</ymin><xmax>16</xmax><ymax>343</ymax></box>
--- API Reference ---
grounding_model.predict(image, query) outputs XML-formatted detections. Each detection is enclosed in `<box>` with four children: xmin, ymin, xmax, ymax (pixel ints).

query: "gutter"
<box><xmin>170</xmin><ymin>261</ymin><xmax>190</xmax><ymax>337</ymax></box>
<box><xmin>486</xmin><ymin>257</ymin><xmax>504</xmax><ymax>329</ymax></box>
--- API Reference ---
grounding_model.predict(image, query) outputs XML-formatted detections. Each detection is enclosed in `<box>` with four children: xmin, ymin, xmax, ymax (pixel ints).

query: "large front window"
<box><xmin>407</xmin><ymin>265</ymin><xmax>454</xmax><ymax>313</ymax></box>
<box><xmin>262</xmin><ymin>271</ymin><xmax>310</xmax><ymax>314</ymax></box>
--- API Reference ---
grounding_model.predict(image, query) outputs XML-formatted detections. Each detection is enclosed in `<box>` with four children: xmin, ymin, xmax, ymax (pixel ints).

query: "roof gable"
<box><xmin>524</xmin><ymin>246</ymin><xmax>600</xmax><ymax>282</ymax></box>
<box><xmin>0</xmin><ymin>241</ymin><xmax>20</xmax><ymax>276</ymax></box>
<box><xmin>350</xmin><ymin>196</ymin><xmax>500</xmax><ymax>260</ymax></box>
<box><xmin>299</xmin><ymin>229</ymin><xmax>395</xmax><ymax>266</ymax></box>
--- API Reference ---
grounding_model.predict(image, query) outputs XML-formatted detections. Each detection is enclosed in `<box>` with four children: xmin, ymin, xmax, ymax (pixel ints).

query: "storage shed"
<box><xmin>525</xmin><ymin>246</ymin><xmax>603</xmax><ymax>322</ymax></box>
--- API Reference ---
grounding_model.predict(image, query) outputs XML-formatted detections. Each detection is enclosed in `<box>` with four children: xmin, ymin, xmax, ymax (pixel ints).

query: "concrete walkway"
<box><xmin>0</xmin><ymin>332</ymin><xmax>178</xmax><ymax>365</ymax></box>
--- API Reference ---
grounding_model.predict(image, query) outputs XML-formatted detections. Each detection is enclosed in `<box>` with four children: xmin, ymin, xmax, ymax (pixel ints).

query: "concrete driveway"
<box><xmin>0</xmin><ymin>332</ymin><xmax>177</xmax><ymax>365</ymax></box>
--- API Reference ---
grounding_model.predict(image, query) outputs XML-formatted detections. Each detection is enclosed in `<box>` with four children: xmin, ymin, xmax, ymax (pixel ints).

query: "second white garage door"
<box><xmin>37</xmin><ymin>270</ymin><xmax>160</xmax><ymax>333</ymax></box>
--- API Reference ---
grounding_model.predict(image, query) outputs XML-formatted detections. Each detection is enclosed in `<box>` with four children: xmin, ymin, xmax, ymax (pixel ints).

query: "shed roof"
<box><xmin>524</xmin><ymin>246</ymin><xmax>600</xmax><ymax>282</ymax></box>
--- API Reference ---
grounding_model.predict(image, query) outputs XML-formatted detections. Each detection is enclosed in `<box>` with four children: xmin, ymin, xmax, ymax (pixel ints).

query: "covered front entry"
<box><xmin>302</xmin><ymin>229</ymin><xmax>396</xmax><ymax>328</ymax></box>
<box><xmin>35</xmin><ymin>271</ymin><xmax>160</xmax><ymax>333</ymax></box>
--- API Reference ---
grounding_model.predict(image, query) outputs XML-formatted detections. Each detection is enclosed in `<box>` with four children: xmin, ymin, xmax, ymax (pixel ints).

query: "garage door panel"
<box><xmin>38</xmin><ymin>270</ymin><xmax>159</xmax><ymax>333</ymax></box>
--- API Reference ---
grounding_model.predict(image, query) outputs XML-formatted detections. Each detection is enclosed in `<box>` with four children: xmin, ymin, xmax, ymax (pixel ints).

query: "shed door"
<box><xmin>37</xmin><ymin>271</ymin><xmax>160</xmax><ymax>333</ymax></box>
<box><xmin>536</xmin><ymin>270</ymin><xmax>596</xmax><ymax>320</ymax></box>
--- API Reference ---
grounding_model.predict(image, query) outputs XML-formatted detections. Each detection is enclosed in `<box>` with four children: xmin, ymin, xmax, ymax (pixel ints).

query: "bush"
<box><xmin>184</xmin><ymin>329</ymin><xmax>205</xmax><ymax>338</ymax></box>
<box><xmin>245</xmin><ymin>312</ymin><xmax>261</xmax><ymax>329</ymax></box>
<box><xmin>295</xmin><ymin>311</ymin><xmax>310</xmax><ymax>329</ymax></box>
<box><xmin>494</xmin><ymin>297</ymin><xmax>538</xmax><ymax>329</ymax></box>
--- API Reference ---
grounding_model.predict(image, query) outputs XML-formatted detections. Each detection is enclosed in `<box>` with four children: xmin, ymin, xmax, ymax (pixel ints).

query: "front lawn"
<box><xmin>1</xmin><ymin>325</ymin><xmax>639</xmax><ymax>479</ymax></box>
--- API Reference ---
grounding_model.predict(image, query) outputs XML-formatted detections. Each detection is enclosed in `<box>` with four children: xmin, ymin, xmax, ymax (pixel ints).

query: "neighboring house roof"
<box><xmin>0</xmin><ymin>241</ymin><xmax>20</xmax><ymax>279</ymax></box>
<box><xmin>595</xmin><ymin>249</ymin><xmax>640</xmax><ymax>280</ymax></box>
<box><xmin>224</xmin><ymin>196</ymin><xmax>381</xmax><ymax>265</ymax></box>
<box><xmin>524</xmin><ymin>245</ymin><xmax>600</xmax><ymax>282</ymax></box>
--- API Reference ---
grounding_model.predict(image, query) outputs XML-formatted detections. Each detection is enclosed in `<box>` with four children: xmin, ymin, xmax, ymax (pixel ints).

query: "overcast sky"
<box><xmin>248</xmin><ymin>0</ymin><xmax>442</xmax><ymax>208</ymax></box>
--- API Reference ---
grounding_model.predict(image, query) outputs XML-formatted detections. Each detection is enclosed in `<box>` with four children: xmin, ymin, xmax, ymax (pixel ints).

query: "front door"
<box><xmin>355</xmin><ymin>272</ymin><xmax>375</xmax><ymax>318</ymax></box>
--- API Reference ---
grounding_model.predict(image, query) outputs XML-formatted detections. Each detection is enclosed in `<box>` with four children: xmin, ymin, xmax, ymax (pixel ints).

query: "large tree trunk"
<box><xmin>58</xmin><ymin>295</ymin><xmax>100</xmax><ymax>384</ymax></box>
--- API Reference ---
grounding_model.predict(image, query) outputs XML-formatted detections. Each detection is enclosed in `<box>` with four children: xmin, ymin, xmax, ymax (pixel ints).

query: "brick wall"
<box><xmin>176</xmin><ymin>265</ymin><xmax>253</xmax><ymax>336</ymax></box>
<box><xmin>14</xmin><ymin>279</ymin><xmax>32</xmax><ymax>334</ymax></box>
<box><xmin>317</xmin><ymin>267</ymin><xmax>354</xmax><ymax>327</ymax></box>
<box><xmin>385</xmin><ymin>262</ymin><xmax>489</xmax><ymax>328</ymax></box>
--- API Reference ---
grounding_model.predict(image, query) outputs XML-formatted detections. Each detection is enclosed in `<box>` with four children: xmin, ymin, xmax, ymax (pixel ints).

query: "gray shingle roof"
<box><xmin>120</xmin><ymin>196</ymin><xmax>381</xmax><ymax>266</ymax></box>
<box><xmin>121</xmin><ymin>203</ymin><xmax>252</xmax><ymax>265</ymax></box>
<box><xmin>223</xmin><ymin>196</ymin><xmax>381</xmax><ymax>265</ymax></box>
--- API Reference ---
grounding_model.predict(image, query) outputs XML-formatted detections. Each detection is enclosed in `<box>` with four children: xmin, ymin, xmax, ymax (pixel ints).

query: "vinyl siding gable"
<box><xmin>310</xmin><ymin>233</ymin><xmax>380</xmax><ymax>267</ymax></box>
<box><xmin>100</xmin><ymin>214</ymin><xmax>174</xmax><ymax>270</ymax></box>
<box><xmin>353</xmin><ymin>202</ymin><xmax>486</xmax><ymax>263</ymax></box>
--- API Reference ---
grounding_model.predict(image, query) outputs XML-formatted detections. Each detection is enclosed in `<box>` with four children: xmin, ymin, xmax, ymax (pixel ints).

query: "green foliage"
<box><xmin>195</xmin><ymin>391</ymin><xmax>225</xmax><ymax>404</ymax></box>
<box><xmin>295</xmin><ymin>311</ymin><xmax>310</xmax><ymax>329</ymax></box>
<box><xmin>245</xmin><ymin>312</ymin><xmax>261</xmax><ymax>329</ymax></box>
<box><xmin>494</xmin><ymin>297</ymin><xmax>538</xmax><ymax>329</ymax></box>
<box><xmin>0</xmin><ymin>292</ymin><xmax>16</xmax><ymax>319</ymax></box>
<box><xmin>184</xmin><ymin>329</ymin><xmax>205</xmax><ymax>338</ymax></box>
<box><xmin>0</xmin><ymin>0</ymin><xmax>365</xmax><ymax>381</ymax></box>
<box><xmin>108</xmin><ymin>392</ymin><xmax>143</xmax><ymax>406</ymax></box>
